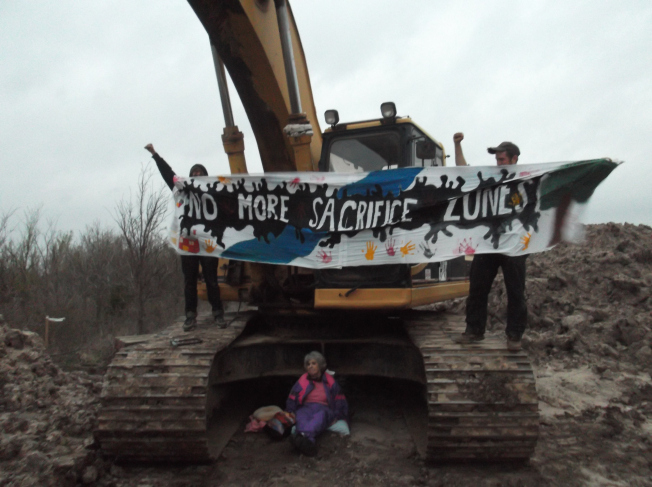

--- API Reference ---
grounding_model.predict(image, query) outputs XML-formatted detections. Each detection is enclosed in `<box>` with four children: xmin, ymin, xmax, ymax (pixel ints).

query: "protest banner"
<box><xmin>168</xmin><ymin>159</ymin><xmax>619</xmax><ymax>268</ymax></box>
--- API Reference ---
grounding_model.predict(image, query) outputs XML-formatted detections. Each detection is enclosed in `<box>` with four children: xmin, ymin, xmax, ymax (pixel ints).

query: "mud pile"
<box><xmin>0</xmin><ymin>319</ymin><xmax>105</xmax><ymax>486</ymax></box>
<box><xmin>486</xmin><ymin>222</ymin><xmax>652</xmax><ymax>369</ymax></box>
<box><xmin>485</xmin><ymin>222</ymin><xmax>652</xmax><ymax>485</ymax></box>
<box><xmin>0</xmin><ymin>223</ymin><xmax>650</xmax><ymax>486</ymax></box>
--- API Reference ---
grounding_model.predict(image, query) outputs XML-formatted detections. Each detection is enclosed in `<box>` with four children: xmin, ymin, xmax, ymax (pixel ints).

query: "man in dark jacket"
<box><xmin>144</xmin><ymin>143</ymin><xmax>225</xmax><ymax>331</ymax></box>
<box><xmin>451</xmin><ymin>134</ymin><xmax>526</xmax><ymax>351</ymax></box>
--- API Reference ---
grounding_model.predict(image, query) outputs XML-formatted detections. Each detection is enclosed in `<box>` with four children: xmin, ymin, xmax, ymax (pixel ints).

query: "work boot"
<box><xmin>451</xmin><ymin>332</ymin><xmax>485</xmax><ymax>344</ymax></box>
<box><xmin>293</xmin><ymin>433</ymin><xmax>318</xmax><ymax>457</ymax></box>
<box><xmin>506</xmin><ymin>337</ymin><xmax>522</xmax><ymax>352</ymax></box>
<box><xmin>213</xmin><ymin>309</ymin><xmax>227</xmax><ymax>329</ymax></box>
<box><xmin>183</xmin><ymin>312</ymin><xmax>197</xmax><ymax>332</ymax></box>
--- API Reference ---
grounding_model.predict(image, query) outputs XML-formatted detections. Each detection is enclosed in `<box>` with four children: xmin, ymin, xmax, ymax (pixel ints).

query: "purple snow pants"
<box><xmin>295</xmin><ymin>403</ymin><xmax>335</xmax><ymax>442</ymax></box>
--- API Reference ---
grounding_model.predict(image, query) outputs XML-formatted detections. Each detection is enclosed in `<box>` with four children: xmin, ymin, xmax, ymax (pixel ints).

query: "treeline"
<box><xmin>0</xmin><ymin>169</ymin><xmax>182</xmax><ymax>365</ymax></box>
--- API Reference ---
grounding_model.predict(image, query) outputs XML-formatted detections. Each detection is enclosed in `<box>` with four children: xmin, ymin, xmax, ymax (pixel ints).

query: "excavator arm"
<box><xmin>188</xmin><ymin>0</ymin><xmax>322</xmax><ymax>172</ymax></box>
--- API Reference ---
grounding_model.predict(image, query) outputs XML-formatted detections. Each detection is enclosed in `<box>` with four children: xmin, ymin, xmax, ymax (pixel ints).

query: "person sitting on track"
<box><xmin>286</xmin><ymin>351</ymin><xmax>349</xmax><ymax>456</ymax></box>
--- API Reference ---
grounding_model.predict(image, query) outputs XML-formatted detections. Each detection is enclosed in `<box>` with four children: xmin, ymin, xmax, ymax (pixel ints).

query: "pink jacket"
<box><xmin>286</xmin><ymin>373</ymin><xmax>348</xmax><ymax>422</ymax></box>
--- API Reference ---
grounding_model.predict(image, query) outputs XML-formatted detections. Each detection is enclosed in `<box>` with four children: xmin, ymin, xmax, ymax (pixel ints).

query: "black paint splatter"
<box><xmin>177</xmin><ymin>169</ymin><xmax>541</xmax><ymax>252</ymax></box>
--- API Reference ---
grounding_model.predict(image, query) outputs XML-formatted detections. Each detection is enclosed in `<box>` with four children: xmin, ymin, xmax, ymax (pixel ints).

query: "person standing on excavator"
<box><xmin>450</xmin><ymin>133</ymin><xmax>526</xmax><ymax>352</ymax></box>
<box><xmin>144</xmin><ymin>143</ymin><xmax>226</xmax><ymax>331</ymax></box>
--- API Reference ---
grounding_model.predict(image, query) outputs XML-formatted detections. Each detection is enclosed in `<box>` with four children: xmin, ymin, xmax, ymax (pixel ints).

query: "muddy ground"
<box><xmin>1</xmin><ymin>223</ymin><xmax>651</xmax><ymax>486</ymax></box>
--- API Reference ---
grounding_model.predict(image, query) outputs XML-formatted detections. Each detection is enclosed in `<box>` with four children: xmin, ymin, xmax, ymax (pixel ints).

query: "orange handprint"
<box><xmin>520</xmin><ymin>232</ymin><xmax>532</xmax><ymax>251</ymax></box>
<box><xmin>510</xmin><ymin>191</ymin><xmax>522</xmax><ymax>207</ymax></box>
<box><xmin>218</xmin><ymin>176</ymin><xmax>232</xmax><ymax>185</ymax></box>
<box><xmin>400</xmin><ymin>241</ymin><xmax>415</xmax><ymax>257</ymax></box>
<box><xmin>363</xmin><ymin>241</ymin><xmax>377</xmax><ymax>260</ymax></box>
<box><xmin>204</xmin><ymin>239</ymin><xmax>217</xmax><ymax>253</ymax></box>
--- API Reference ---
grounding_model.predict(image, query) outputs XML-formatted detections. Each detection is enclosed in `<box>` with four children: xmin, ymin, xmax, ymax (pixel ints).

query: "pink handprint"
<box><xmin>457</xmin><ymin>238</ymin><xmax>478</xmax><ymax>255</ymax></box>
<box><xmin>385</xmin><ymin>238</ymin><xmax>396</xmax><ymax>256</ymax></box>
<box><xmin>317</xmin><ymin>249</ymin><xmax>332</xmax><ymax>264</ymax></box>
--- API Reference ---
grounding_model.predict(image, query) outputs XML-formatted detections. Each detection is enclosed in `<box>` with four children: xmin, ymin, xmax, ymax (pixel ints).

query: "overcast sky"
<box><xmin>1</xmin><ymin>0</ymin><xmax>650</xmax><ymax>235</ymax></box>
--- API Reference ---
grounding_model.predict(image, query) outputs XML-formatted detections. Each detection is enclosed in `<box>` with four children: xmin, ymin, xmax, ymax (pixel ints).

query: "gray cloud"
<box><xmin>1</xmin><ymin>0</ymin><xmax>649</xmax><ymax>233</ymax></box>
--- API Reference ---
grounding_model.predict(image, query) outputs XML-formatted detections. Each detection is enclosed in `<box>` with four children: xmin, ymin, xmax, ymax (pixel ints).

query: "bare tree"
<box><xmin>114</xmin><ymin>166</ymin><xmax>172</xmax><ymax>334</ymax></box>
<box><xmin>4</xmin><ymin>208</ymin><xmax>43</xmax><ymax>321</ymax></box>
<box><xmin>0</xmin><ymin>209</ymin><xmax>16</xmax><ymax>311</ymax></box>
<box><xmin>39</xmin><ymin>221</ymin><xmax>74</xmax><ymax>313</ymax></box>
<box><xmin>0</xmin><ymin>198</ymin><xmax>181</xmax><ymax>360</ymax></box>
<box><xmin>0</xmin><ymin>210</ymin><xmax>14</xmax><ymax>248</ymax></box>
<box><xmin>83</xmin><ymin>224</ymin><xmax>121</xmax><ymax>315</ymax></box>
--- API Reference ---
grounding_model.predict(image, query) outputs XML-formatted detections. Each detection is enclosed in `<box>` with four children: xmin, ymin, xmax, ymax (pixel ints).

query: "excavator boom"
<box><xmin>189</xmin><ymin>0</ymin><xmax>322</xmax><ymax>171</ymax></box>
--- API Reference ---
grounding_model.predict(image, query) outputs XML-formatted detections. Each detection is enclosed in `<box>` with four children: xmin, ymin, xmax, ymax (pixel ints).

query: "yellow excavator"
<box><xmin>96</xmin><ymin>0</ymin><xmax>538</xmax><ymax>463</ymax></box>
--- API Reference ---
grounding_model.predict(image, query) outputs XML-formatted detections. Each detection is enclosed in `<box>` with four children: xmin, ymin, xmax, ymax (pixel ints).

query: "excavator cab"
<box><xmin>320</xmin><ymin>114</ymin><xmax>444</xmax><ymax>173</ymax></box>
<box><xmin>313</xmin><ymin>108</ymin><xmax>470</xmax><ymax>310</ymax></box>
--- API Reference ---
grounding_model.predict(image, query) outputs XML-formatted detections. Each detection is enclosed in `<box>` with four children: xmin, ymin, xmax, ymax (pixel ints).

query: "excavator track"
<box><xmin>403</xmin><ymin>311</ymin><xmax>539</xmax><ymax>462</ymax></box>
<box><xmin>95</xmin><ymin>312</ymin><xmax>252</xmax><ymax>463</ymax></box>
<box><xmin>96</xmin><ymin>309</ymin><xmax>539</xmax><ymax>464</ymax></box>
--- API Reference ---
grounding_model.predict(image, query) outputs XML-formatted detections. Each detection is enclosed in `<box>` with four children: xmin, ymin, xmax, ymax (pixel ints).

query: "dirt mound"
<box><xmin>1</xmin><ymin>223</ymin><xmax>650</xmax><ymax>486</ymax></box>
<box><xmin>480</xmin><ymin>223</ymin><xmax>652</xmax><ymax>485</ymax></box>
<box><xmin>485</xmin><ymin>222</ymin><xmax>652</xmax><ymax>371</ymax></box>
<box><xmin>0</xmin><ymin>319</ymin><xmax>105</xmax><ymax>486</ymax></box>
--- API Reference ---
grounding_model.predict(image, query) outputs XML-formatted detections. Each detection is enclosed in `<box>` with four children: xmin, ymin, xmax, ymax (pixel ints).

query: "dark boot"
<box><xmin>451</xmin><ymin>331</ymin><xmax>485</xmax><ymax>344</ymax></box>
<box><xmin>183</xmin><ymin>311</ymin><xmax>197</xmax><ymax>332</ymax></box>
<box><xmin>293</xmin><ymin>433</ymin><xmax>318</xmax><ymax>457</ymax></box>
<box><xmin>506</xmin><ymin>336</ymin><xmax>522</xmax><ymax>351</ymax></box>
<box><xmin>213</xmin><ymin>309</ymin><xmax>227</xmax><ymax>329</ymax></box>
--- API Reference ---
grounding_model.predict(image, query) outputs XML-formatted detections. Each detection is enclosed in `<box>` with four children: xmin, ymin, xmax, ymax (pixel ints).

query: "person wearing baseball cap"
<box><xmin>453</xmin><ymin>134</ymin><xmax>520</xmax><ymax>167</ymax></box>
<box><xmin>450</xmin><ymin>133</ymin><xmax>526</xmax><ymax>352</ymax></box>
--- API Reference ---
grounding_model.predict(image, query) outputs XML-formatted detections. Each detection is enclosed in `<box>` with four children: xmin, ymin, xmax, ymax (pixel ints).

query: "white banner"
<box><xmin>168</xmin><ymin>159</ymin><xmax>618</xmax><ymax>268</ymax></box>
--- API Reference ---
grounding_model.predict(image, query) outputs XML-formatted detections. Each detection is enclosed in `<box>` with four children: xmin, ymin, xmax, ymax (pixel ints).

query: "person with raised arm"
<box><xmin>144</xmin><ymin>143</ymin><xmax>226</xmax><ymax>331</ymax></box>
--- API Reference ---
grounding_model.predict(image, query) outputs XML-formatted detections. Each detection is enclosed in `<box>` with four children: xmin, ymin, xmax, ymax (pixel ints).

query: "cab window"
<box><xmin>328</xmin><ymin>132</ymin><xmax>401</xmax><ymax>173</ymax></box>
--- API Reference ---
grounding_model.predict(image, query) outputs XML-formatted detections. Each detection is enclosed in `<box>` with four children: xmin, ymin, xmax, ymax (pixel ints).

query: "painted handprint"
<box><xmin>385</xmin><ymin>238</ymin><xmax>397</xmax><ymax>256</ymax></box>
<box><xmin>510</xmin><ymin>191</ymin><xmax>522</xmax><ymax>207</ymax></box>
<box><xmin>363</xmin><ymin>241</ymin><xmax>377</xmax><ymax>260</ymax></box>
<box><xmin>400</xmin><ymin>241</ymin><xmax>415</xmax><ymax>257</ymax></box>
<box><xmin>218</xmin><ymin>176</ymin><xmax>232</xmax><ymax>185</ymax></box>
<box><xmin>317</xmin><ymin>249</ymin><xmax>332</xmax><ymax>264</ymax></box>
<box><xmin>289</xmin><ymin>177</ymin><xmax>301</xmax><ymax>188</ymax></box>
<box><xmin>204</xmin><ymin>239</ymin><xmax>217</xmax><ymax>253</ymax></box>
<box><xmin>520</xmin><ymin>232</ymin><xmax>532</xmax><ymax>251</ymax></box>
<box><xmin>457</xmin><ymin>238</ymin><xmax>478</xmax><ymax>255</ymax></box>
<box><xmin>420</xmin><ymin>242</ymin><xmax>435</xmax><ymax>259</ymax></box>
<box><xmin>172</xmin><ymin>175</ymin><xmax>186</xmax><ymax>190</ymax></box>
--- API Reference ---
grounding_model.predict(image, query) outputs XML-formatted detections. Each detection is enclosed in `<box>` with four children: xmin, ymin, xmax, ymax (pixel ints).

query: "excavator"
<box><xmin>95</xmin><ymin>0</ymin><xmax>538</xmax><ymax>463</ymax></box>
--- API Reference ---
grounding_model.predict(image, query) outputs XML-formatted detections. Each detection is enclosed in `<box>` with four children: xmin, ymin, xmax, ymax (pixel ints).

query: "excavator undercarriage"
<box><xmin>96</xmin><ymin>309</ymin><xmax>538</xmax><ymax>463</ymax></box>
